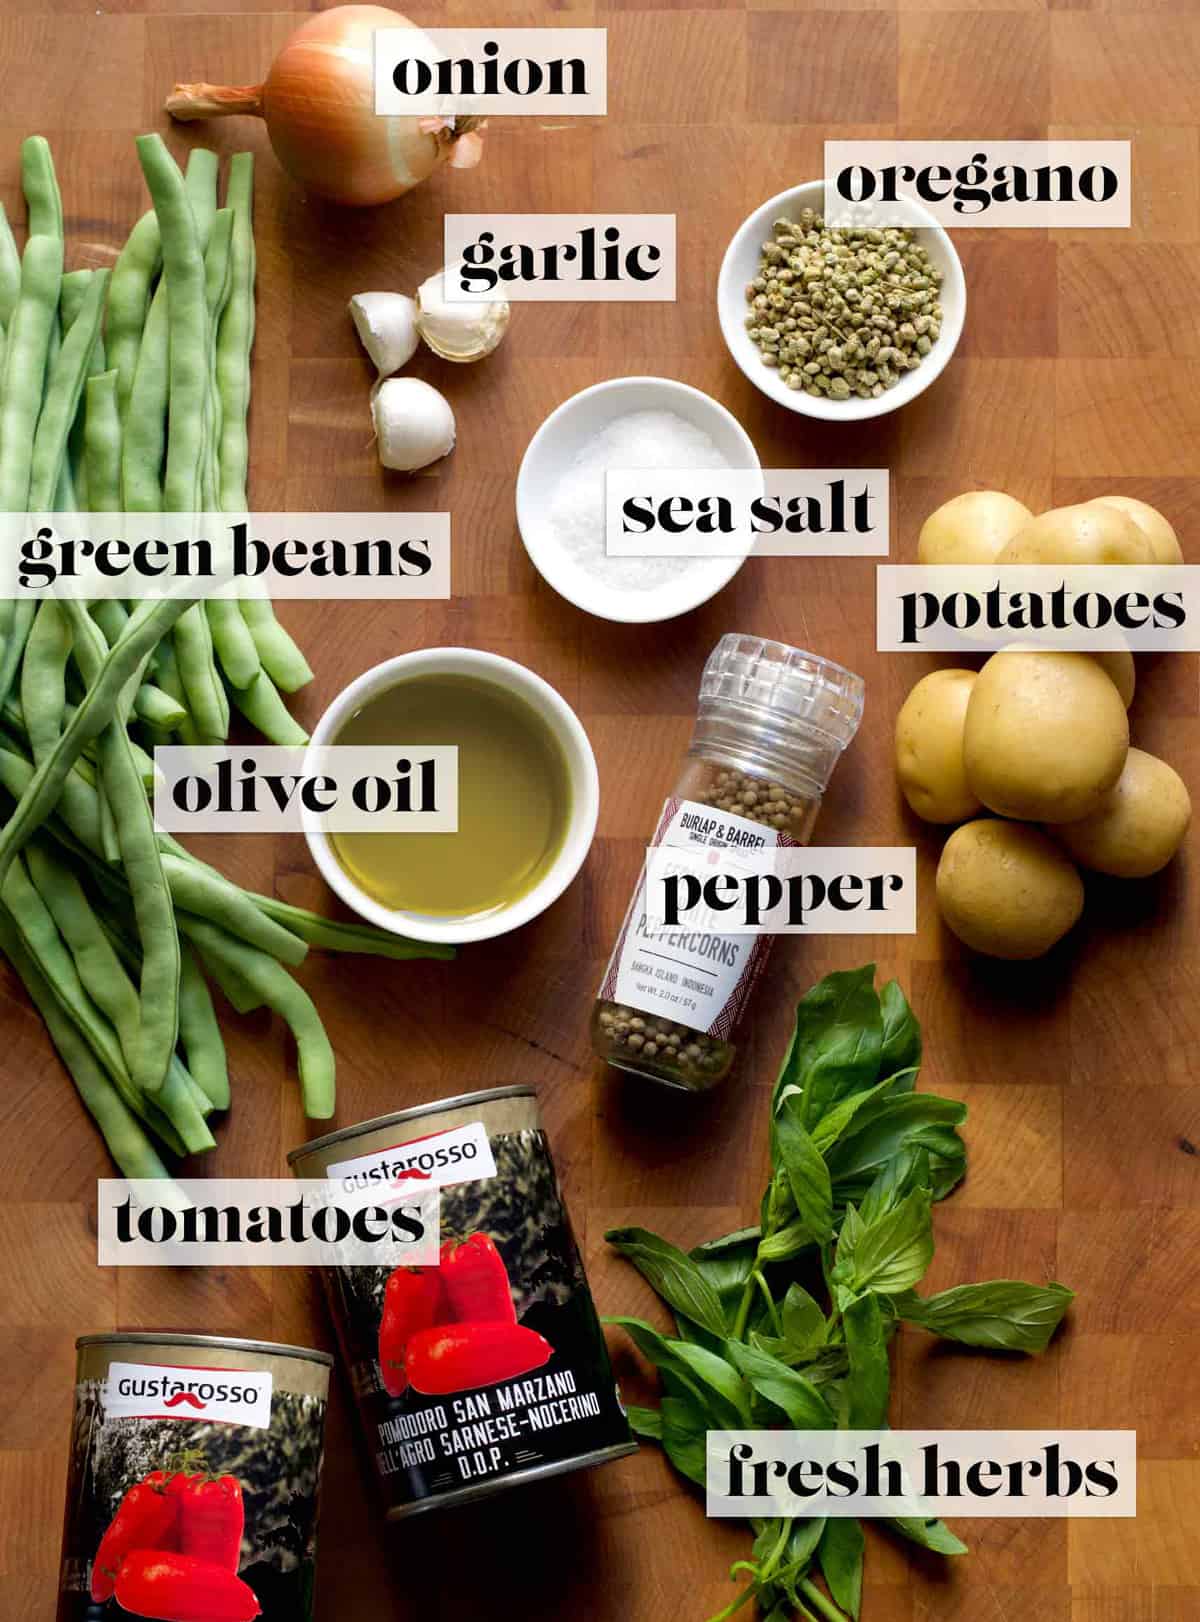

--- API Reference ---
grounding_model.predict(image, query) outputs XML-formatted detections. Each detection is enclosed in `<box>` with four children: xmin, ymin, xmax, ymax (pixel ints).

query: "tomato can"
<box><xmin>288</xmin><ymin>1084</ymin><xmax>636</xmax><ymax>1520</ymax></box>
<box><xmin>58</xmin><ymin>1332</ymin><xmax>332</xmax><ymax>1622</ymax></box>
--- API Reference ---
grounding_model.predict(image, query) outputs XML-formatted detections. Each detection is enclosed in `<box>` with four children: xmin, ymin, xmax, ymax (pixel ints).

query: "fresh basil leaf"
<box><xmin>882</xmin><ymin>1064</ymin><xmax>919</xmax><ymax>1098</ymax></box>
<box><xmin>858</xmin><ymin>1146</ymin><xmax>931</xmax><ymax>1227</ymax></box>
<box><xmin>773</xmin><ymin>1095</ymin><xmax>834</xmax><ymax>1244</ymax></box>
<box><xmin>769</xmin><ymin>1516</ymin><xmax>827</xmax><ymax>1610</ymax></box>
<box><xmin>878</xmin><ymin>978</ymin><xmax>922</xmax><ymax>1077</ymax></box>
<box><xmin>604</xmin><ymin>1317</ymin><xmax>747</xmax><ymax>1427</ymax></box>
<box><xmin>782</xmin><ymin>1283</ymin><xmax>828</xmax><ymax>1353</ymax></box>
<box><xmin>896</xmin><ymin>1280</ymin><xmax>1074</xmax><ymax>1354</ymax></box>
<box><xmin>673</xmin><ymin>1315</ymin><xmax>726</xmax><ymax>1355</ymax></box>
<box><xmin>773</xmin><ymin>965</ymin><xmax>883</xmax><ymax>1128</ymax></box>
<box><xmin>810</xmin><ymin>1075</ymin><xmax>899</xmax><ymax>1155</ymax></box>
<box><xmin>692</xmin><ymin>1225</ymin><xmax>762</xmax><ymax>1258</ymax></box>
<box><xmin>626</xmin><ymin>1404</ymin><xmax>663</xmax><ymax>1440</ymax></box>
<box><xmin>724</xmin><ymin>1341</ymin><xmax>839</xmax><ymax>1431</ymax></box>
<box><xmin>689</xmin><ymin>1233</ymin><xmax>759</xmax><ymax>1313</ymax></box>
<box><xmin>786</xmin><ymin>1516</ymin><xmax>827</xmax><ymax>1568</ymax></box>
<box><xmin>671</xmin><ymin>1340</ymin><xmax>752</xmax><ymax>1423</ymax></box>
<box><xmin>757</xmin><ymin>1216</ymin><xmax>815</xmax><ymax>1264</ymax></box>
<box><xmin>826</xmin><ymin>1095</ymin><xmax>967</xmax><ymax>1190</ymax></box>
<box><xmin>607</xmin><ymin>1226</ymin><xmax>730</xmax><ymax>1337</ymax></box>
<box><xmin>817</xmin><ymin>1517</ymin><xmax>865</xmax><ymax>1620</ymax></box>
<box><xmin>836</xmin><ymin>1186</ymin><xmax>934</xmax><ymax>1297</ymax></box>
<box><xmin>842</xmin><ymin>1292</ymin><xmax>891</xmax><ymax>1429</ymax></box>
<box><xmin>888</xmin><ymin>1515</ymin><xmax>967</xmax><ymax>1556</ymax></box>
<box><xmin>661</xmin><ymin>1393</ymin><xmax>710</xmax><ymax>1488</ymax></box>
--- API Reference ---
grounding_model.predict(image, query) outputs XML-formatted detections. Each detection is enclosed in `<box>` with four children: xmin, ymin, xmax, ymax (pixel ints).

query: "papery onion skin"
<box><xmin>166</xmin><ymin>5</ymin><xmax>483</xmax><ymax>208</ymax></box>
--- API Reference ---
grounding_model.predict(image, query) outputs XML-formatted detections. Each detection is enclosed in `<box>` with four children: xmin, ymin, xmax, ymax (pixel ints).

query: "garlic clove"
<box><xmin>415</xmin><ymin>265</ymin><xmax>510</xmax><ymax>363</ymax></box>
<box><xmin>371</xmin><ymin>377</ymin><xmax>456</xmax><ymax>473</ymax></box>
<box><xmin>349</xmin><ymin>291</ymin><xmax>419</xmax><ymax>377</ymax></box>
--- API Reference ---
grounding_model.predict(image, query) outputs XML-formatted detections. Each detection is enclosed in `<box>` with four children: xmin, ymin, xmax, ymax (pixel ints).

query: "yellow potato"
<box><xmin>936</xmin><ymin>819</ymin><xmax>1084</xmax><ymax>960</ymax></box>
<box><xmin>963</xmin><ymin>650</ymin><xmax>1129</xmax><ymax>822</ymax></box>
<box><xmin>997</xmin><ymin>502</ymin><xmax>1153</xmax><ymax>566</ymax></box>
<box><xmin>918</xmin><ymin>490</ymin><xmax>1033</xmax><ymax>565</ymax></box>
<box><xmin>1087</xmin><ymin>495</ymin><xmax>1183</xmax><ymax>565</ymax></box>
<box><xmin>1056</xmin><ymin>748</ymin><xmax>1191</xmax><ymax>877</ymax></box>
<box><xmin>895</xmin><ymin>669</ymin><xmax>981</xmax><ymax>824</ymax></box>
<box><xmin>1086</xmin><ymin>649</ymin><xmax>1135</xmax><ymax>709</ymax></box>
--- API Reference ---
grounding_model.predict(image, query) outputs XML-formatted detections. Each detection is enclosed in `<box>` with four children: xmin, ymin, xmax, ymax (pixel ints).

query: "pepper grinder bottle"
<box><xmin>591</xmin><ymin>634</ymin><xmax>865</xmax><ymax>1091</ymax></box>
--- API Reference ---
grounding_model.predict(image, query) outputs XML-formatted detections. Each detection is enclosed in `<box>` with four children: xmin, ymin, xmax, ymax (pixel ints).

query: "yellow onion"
<box><xmin>165</xmin><ymin>5</ymin><xmax>484</xmax><ymax>207</ymax></box>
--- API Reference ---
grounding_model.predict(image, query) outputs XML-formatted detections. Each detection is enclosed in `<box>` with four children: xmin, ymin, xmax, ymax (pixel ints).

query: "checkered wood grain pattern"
<box><xmin>0</xmin><ymin>3</ymin><xmax>1197</xmax><ymax>1619</ymax></box>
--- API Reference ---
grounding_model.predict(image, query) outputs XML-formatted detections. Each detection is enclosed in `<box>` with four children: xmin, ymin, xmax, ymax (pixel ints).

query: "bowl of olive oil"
<box><xmin>303</xmin><ymin>649</ymin><xmax>599</xmax><ymax>944</ymax></box>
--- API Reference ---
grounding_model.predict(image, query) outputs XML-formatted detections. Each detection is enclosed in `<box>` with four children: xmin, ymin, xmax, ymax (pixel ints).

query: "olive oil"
<box><xmin>330</xmin><ymin>674</ymin><xmax>571</xmax><ymax>918</ymax></box>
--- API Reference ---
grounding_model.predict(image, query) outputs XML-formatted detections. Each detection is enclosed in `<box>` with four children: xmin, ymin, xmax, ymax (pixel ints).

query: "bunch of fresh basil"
<box><xmin>605</xmin><ymin>965</ymin><xmax>1073</xmax><ymax>1622</ymax></box>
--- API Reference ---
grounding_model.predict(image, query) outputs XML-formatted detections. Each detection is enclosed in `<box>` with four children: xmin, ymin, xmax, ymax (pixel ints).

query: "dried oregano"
<box><xmin>744</xmin><ymin>208</ymin><xmax>944</xmax><ymax>400</ymax></box>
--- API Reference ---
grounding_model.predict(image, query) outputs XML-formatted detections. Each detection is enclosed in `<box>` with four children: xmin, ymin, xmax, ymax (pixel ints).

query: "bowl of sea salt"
<box><xmin>515</xmin><ymin>376</ymin><xmax>761</xmax><ymax>624</ymax></box>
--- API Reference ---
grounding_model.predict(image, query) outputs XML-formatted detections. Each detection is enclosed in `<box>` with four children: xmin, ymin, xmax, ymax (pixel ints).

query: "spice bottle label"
<box><xmin>601</xmin><ymin>797</ymin><xmax>789</xmax><ymax>1038</ymax></box>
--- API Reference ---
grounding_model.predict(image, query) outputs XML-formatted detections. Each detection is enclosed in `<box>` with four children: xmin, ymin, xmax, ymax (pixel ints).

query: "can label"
<box><xmin>601</xmin><ymin>796</ymin><xmax>790</xmax><ymax>1038</ymax></box>
<box><xmin>102</xmin><ymin>1363</ymin><xmax>274</xmax><ymax>1429</ymax></box>
<box><xmin>59</xmin><ymin>1351</ymin><xmax>328</xmax><ymax>1622</ymax></box>
<box><xmin>319</xmin><ymin>1118</ymin><xmax>630</xmax><ymax>1513</ymax></box>
<box><xmin>327</xmin><ymin>1119</ymin><xmax>497</xmax><ymax>1192</ymax></box>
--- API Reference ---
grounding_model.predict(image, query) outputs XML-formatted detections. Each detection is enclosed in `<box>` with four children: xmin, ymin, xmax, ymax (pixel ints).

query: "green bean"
<box><xmin>153</xmin><ymin>1062</ymin><xmax>216</xmax><ymax>1151</ymax></box>
<box><xmin>229</xmin><ymin>667</ymin><xmax>309</xmax><ymax>746</ymax></box>
<box><xmin>135</xmin><ymin>140</ymin><xmax>224</xmax><ymax>733</ymax></box>
<box><xmin>239</xmin><ymin>600</ymin><xmax>314</xmax><ymax>692</ymax></box>
<box><xmin>26</xmin><ymin>837</ymin><xmax>140</xmax><ymax>1069</ymax></box>
<box><xmin>173</xmin><ymin>602</ymin><xmax>228</xmax><ymax>741</ymax></box>
<box><xmin>150</xmin><ymin>636</ymin><xmax>201</xmax><ymax>746</ymax></box>
<box><xmin>2</xmin><ymin>851</ymin><xmax>207</xmax><ymax>1151</ymax></box>
<box><xmin>183</xmin><ymin>915</ymin><xmax>335</xmax><ymax>1118</ymax></box>
<box><xmin>0</xmin><ymin>907</ymin><xmax>172</xmax><ymax>1179</ymax></box>
<box><xmin>252</xmin><ymin>896</ymin><xmax>457</xmax><ymax>961</ymax></box>
<box><xmin>0</xmin><ymin>141</ymin><xmax>65</xmax><ymax>709</ymax></box>
<box><xmin>217</xmin><ymin>153</ymin><xmax>254</xmax><ymax>514</ymax></box>
<box><xmin>84</xmin><ymin>369</ymin><xmax>121</xmax><ymax>512</ymax></box>
<box><xmin>58</xmin><ymin>694</ymin><xmax>155</xmax><ymax>785</ymax></box>
<box><xmin>106</xmin><ymin>209</ymin><xmax>161</xmax><ymax>420</ymax></box>
<box><xmin>60</xmin><ymin>270</ymin><xmax>105</xmax><ymax>511</ymax></box>
<box><xmin>202</xmin><ymin>208</ymin><xmax>258</xmax><ymax>688</ymax></box>
<box><xmin>143</xmin><ymin>132</ymin><xmax>211</xmax><ymax>515</ymax></box>
<box><xmin>28</xmin><ymin>268</ymin><xmax>108</xmax><ymax>511</ymax></box>
<box><xmin>202</xmin><ymin>207</ymin><xmax>233</xmax><ymax>507</ymax></box>
<box><xmin>62</xmin><ymin>599</ymin><xmax>181</xmax><ymax>1093</ymax></box>
<box><xmin>0</xmin><ymin>139</ymin><xmax>64</xmax><ymax>510</ymax></box>
<box><xmin>154</xmin><ymin>835</ymin><xmax>453</xmax><ymax>962</ymax></box>
<box><xmin>59</xmin><ymin>269</ymin><xmax>93</xmax><ymax>334</ymax></box>
<box><xmin>132</xmin><ymin>682</ymin><xmax>186</xmax><ymax>732</ymax></box>
<box><xmin>161</xmin><ymin>851</ymin><xmax>307</xmax><ymax>966</ymax></box>
<box><xmin>91</xmin><ymin>599</ymin><xmax>128</xmax><ymax>645</ymax></box>
<box><xmin>121</xmin><ymin>283</ymin><xmax>167</xmax><ymax>511</ymax></box>
<box><xmin>46</xmin><ymin>315</ymin><xmax>77</xmax><ymax>514</ymax></box>
<box><xmin>0</xmin><ymin>742</ymin><xmax>103</xmax><ymax>856</ymax></box>
<box><xmin>0</xmin><ymin>594</ymin><xmax>194</xmax><ymax>900</ymax></box>
<box><xmin>0</xmin><ymin>201</ymin><xmax>20</xmax><ymax>330</ymax></box>
<box><xmin>178</xmin><ymin>943</ymin><xmax>230</xmax><ymax>1109</ymax></box>
<box><xmin>199</xmin><ymin>947</ymin><xmax>264</xmax><ymax>1014</ymax></box>
<box><xmin>185</xmin><ymin>147</ymin><xmax>219</xmax><ymax>254</ymax></box>
<box><xmin>21</xmin><ymin>601</ymin><xmax>70</xmax><ymax>763</ymax></box>
<box><xmin>87</xmin><ymin>598</ymin><xmax>187</xmax><ymax>734</ymax></box>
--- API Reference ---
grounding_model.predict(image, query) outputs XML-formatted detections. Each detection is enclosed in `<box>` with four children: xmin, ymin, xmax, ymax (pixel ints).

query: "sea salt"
<box><xmin>547</xmin><ymin>409</ymin><xmax>732</xmax><ymax>589</ymax></box>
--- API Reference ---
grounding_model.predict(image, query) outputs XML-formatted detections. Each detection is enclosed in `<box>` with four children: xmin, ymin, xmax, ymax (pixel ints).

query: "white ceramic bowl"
<box><xmin>302</xmin><ymin>648</ymin><xmax>600</xmax><ymax>945</ymax></box>
<box><xmin>717</xmin><ymin>180</ymin><xmax>966</xmax><ymax>423</ymax></box>
<box><xmin>515</xmin><ymin>375</ymin><xmax>761</xmax><ymax>624</ymax></box>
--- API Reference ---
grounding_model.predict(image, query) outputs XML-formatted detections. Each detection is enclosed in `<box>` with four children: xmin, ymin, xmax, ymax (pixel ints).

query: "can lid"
<box><xmin>75</xmin><ymin>1332</ymin><xmax>334</xmax><ymax>1367</ymax></box>
<box><xmin>700</xmin><ymin>635</ymin><xmax>865</xmax><ymax>752</ymax></box>
<box><xmin>286</xmin><ymin>1084</ymin><xmax>538</xmax><ymax>1164</ymax></box>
